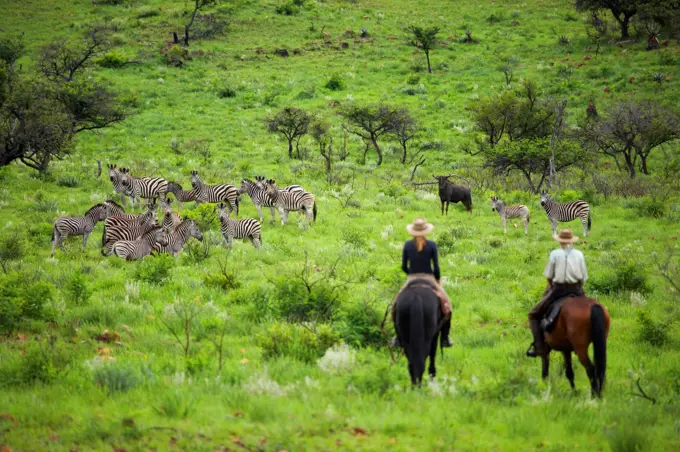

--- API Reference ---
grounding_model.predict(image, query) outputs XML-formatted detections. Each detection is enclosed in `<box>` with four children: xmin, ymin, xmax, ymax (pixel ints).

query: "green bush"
<box><xmin>337</xmin><ymin>301</ymin><xmax>383</xmax><ymax>347</ymax></box>
<box><xmin>66</xmin><ymin>270</ymin><xmax>91</xmax><ymax>305</ymax></box>
<box><xmin>94</xmin><ymin>363</ymin><xmax>140</xmax><ymax>395</ymax></box>
<box><xmin>0</xmin><ymin>232</ymin><xmax>24</xmax><ymax>274</ymax></box>
<box><xmin>636</xmin><ymin>311</ymin><xmax>670</xmax><ymax>347</ymax></box>
<box><xmin>557</xmin><ymin>189</ymin><xmax>580</xmax><ymax>202</ymax></box>
<box><xmin>154</xmin><ymin>390</ymin><xmax>196</xmax><ymax>418</ymax></box>
<box><xmin>590</xmin><ymin>262</ymin><xmax>650</xmax><ymax>295</ymax></box>
<box><xmin>97</xmin><ymin>52</ymin><xmax>127</xmax><ymax>68</ymax></box>
<box><xmin>624</xmin><ymin>197</ymin><xmax>667</xmax><ymax>219</ymax></box>
<box><xmin>271</xmin><ymin>277</ymin><xmax>340</xmax><ymax>323</ymax></box>
<box><xmin>217</xmin><ymin>84</ymin><xmax>237</xmax><ymax>98</ymax></box>
<box><xmin>325</xmin><ymin>73</ymin><xmax>345</xmax><ymax>91</ymax></box>
<box><xmin>275</xmin><ymin>2</ymin><xmax>300</xmax><ymax>15</ymax></box>
<box><xmin>56</xmin><ymin>174</ymin><xmax>81</xmax><ymax>187</ymax></box>
<box><xmin>257</xmin><ymin>321</ymin><xmax>338</xmax><ymax>362</ymax></box>
<box><xmin>134</xmin><ymin>254</ymin><xmax>174</xmax><ymax>284</ymax></box>
<box><xmin>0</xmin><ymin>273</ymin><xmax>54</xmax><ymax>332</ymax></box>
<box><xmin>136</xmin><ymin>6</ymin><xmax>160</xmax><ymax>19</ymax></box>
<box><xmin>406</xmin><ymin>74</ymin><xmax>420</xmax><ymax>85</ymax></box>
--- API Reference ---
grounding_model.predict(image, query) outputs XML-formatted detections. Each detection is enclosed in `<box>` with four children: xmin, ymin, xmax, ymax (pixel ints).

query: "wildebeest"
<box><xmin>433</xmin><ymin>175</ymin><xmax>472</xmax><ymax>215</ymax></box>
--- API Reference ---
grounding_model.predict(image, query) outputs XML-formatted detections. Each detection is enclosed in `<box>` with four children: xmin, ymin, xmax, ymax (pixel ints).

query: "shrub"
<box><xmin>56</xmin><ymin>174</ymin><xmax>81</xmax><ymax>187</ymax></box>
<box><xmin>337</xmin><ymin>301</ymin><xmax>383</xmax><ymax>347</ymax></box>
<box><xmin>0</xmin><ymin>273</ymin><xmax>54</xmax><ymax>332</ymax></box>
<box><xmin>401</xmin><ymin>84</ymin><xmax>427</xmax><ymax>95</ymax></box>
<box><xmin>136</xmin><ymin>6</ymin><xmax>160</xmax><ymax>19</ymax></box>
<box><xmin>590</xmin><ymin>262</ymin><xmax>650</xmax><ymax>295</ymax></box>
<box><xmin>134</xmin><ymin>254</ymin><xmax>174</xmax><ymax>284</ymax></box>
<box><xmin>637</xmin><ymin>310</ymin><xmax>670</xmax><ymax>347</ymax></box>
<box><xmin>217</xmin><ymin>84</ymin><xmax>237</xmax><ymax>98</ymax></box>
<box><xmin>486</xmin><ymin>13</ymin><xmax>504</xmax><ymax>24</ymax></box>
<box><xmin>318</xmin><ymin>343</ymin><xmax>356</xmax><ymax>374</ymax></box>
<box><xmin>624</xmin><ymin>196</ymin><xmax>667</xmax><ymax>219</ymax></box>
<box><xmin>97</xmin><ymin>52</ymin><xmax>127</xmax><ymax>68</ymax></box>
<box><xmin>0</xmin><ymin>232</ymin><xmax>23</xmax><ymax>274</ymax></box>
<box><xmin>275</xmin><ymin>2</ymin><xmax>300</xmax><ymax>15</ymax></box>
<box><xmin>341</xmin><ymin>229</ymin><xmax>366</xmax><ymax>248</ymax></box>
<box><xmin>272</xmin><ymin>277</ymin><xmax>341</xmax><ymax>323</ymax></box>
<box><xmin>65</xmin><ymin>270</ymin><xmax>91</xmax><ymax>305</ymax></box>
<box><xmin>558</xmin><ymin>35</ymin><xmax>571</xmax><ymax>45</ymax></box>
<box><xmin>164</xmin><ymin>45</ymin><xmax>190</xmax><ymax>67</ymax></box>
<box><xmin>154</xmin><ymin>390</ymin><xmax>196</xmax><ymax>418</ymax></box>
<box><xmin>257</xmin><ymin>321</ymin><xmax>338</xmax><ymax>363</ymax></box>
<box><xmin>193</xmin><ymin>14</ymin><xmax>229</xmax><ymax>39</ymax></box>
<box><xmin>406</xmin><ymin>74</ymin><xmax>420</xmax><ymax>85</ymax></box>
<box><xmin>94</xmin><ymin>363</ymin><xmax>140</xmax><ymax>395</ymax></box>
<box><xmin>325</xmin><ymin>73</ymin><xmax>345</xmax><ymax>91</ymax></box>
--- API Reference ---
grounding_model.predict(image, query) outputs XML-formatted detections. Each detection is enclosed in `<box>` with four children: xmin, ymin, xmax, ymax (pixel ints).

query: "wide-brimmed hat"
<box><xmin>553</xmin><ymin>229</ymin><xmax>579</xmax><ymax>244</ymax></box>
<box><xmin>406</xmin><ymin>217</ymin><xmax>434</xmax><ymax>236</ymax></box>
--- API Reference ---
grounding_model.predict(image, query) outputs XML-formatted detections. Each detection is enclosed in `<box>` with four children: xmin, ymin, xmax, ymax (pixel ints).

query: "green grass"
<box><xmin>1</xmin><ymin>0</ymin><xmax>680</xmax><ymax>450</ymax></box>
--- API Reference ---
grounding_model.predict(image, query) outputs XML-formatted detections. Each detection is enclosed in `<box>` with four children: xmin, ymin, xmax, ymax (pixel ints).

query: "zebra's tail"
<box><xmin>313</xmin><ymin>201</ymin><xmax>317</xmax><ymax>222</ymax></box>
<box><xmin>588</xmin><ymin>212</ymin><xmax>592</xmax><ymax>231</ymax></box>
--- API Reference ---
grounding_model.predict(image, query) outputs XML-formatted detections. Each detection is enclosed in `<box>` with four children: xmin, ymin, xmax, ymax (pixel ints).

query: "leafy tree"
<box><xmin>310</xmin><ymin>118</ymin><xmax>332</xmax><ymax>173</ymax></box>
<box><xmin>579</xmin><ymin>101</ymin><xmax>680</xmax><ymax>178</ymax></box>
<box><xmin>574</xmin><ymin>0</ymin><xmax>652</xmax><ymax>38</ymax></box>
<box><xmin>391</xmin><ymin>109</ymin><xmax>419</xmax><ymax>164</ymax></box>
<box><xmin>183</xmin><ymin>0</ymin><xmax>217</xmax><ymax>46</ymax></box>
<box><xmin>0</xmin><ymin>29</ymin><xmax>126</xmax><ymax>172</ymax></box>
<box><xmin>341</xmin><ymin>104</ymin><xmax>401</xmax><ymax>166</ymax></box>
<box><xmin>265</xmin><ymin>107</ymin><xmax>311</xmax><ymax>159</ymax></box>
<box><xmin>407</xmin><ymin>25</ymin><xmax>441</xmax><ymax>74</ymax></box>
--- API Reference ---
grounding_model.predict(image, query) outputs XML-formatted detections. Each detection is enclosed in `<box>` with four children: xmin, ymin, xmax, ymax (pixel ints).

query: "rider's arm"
<box><xmin>543</xmin><ymin>251</ymin><xmax>556</xmax><ymax>282</ymax></box>
<box><xmin>432</xmin><ymin>243</ymin><xmax>441</xmax><ymax>281</ymax></box>
<box><xmin>401</xmin><ymin>243</ymin><xmax>409</xmax><ymax>275</ymax></box>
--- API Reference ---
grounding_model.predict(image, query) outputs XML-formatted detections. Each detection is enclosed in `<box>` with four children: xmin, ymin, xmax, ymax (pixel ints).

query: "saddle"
<box><xmin>403</xmin><ymin>278</ymin><xmax>451</xmax><ymax>317</ymax></box>
<box><xmin>540</xmin><ymin>297</ymin><xmax>570</xmax><ymax>332</ymax></box>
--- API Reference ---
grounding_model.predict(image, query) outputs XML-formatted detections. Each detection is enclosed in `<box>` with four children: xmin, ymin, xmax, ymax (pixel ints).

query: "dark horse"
<box><xmin>394</xmin><ymin>281</ymin><xmax>442</xmax><ymax>386</ymax></box>
<box><xmin>433</xmin><ymin>175</ymin><xmax>472</xmax><ymax>215</ymax></box>
<box><xmin>540</xmin><ymin>296</ymin><xmax>610</xmax><ymax>397</ymax></box>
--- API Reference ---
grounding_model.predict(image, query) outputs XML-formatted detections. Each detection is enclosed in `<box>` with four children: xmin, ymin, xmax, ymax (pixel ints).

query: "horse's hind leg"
<box><xmin>563</xmin><ymin>351</ymin><xmax>575</xmax><ymax>390</ymax></box>
<box><xmin>575</xmin><ymin>348</ymin><xmax>597</xmax><ymax>396</ymax></box>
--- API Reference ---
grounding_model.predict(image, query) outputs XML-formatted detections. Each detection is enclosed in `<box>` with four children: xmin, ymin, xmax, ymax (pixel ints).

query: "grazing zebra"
<box><xmin>491</xmin><ymin>196</ymin><xmax>531</xmax><ymax>235</ymax></box>
<box><xmin>216</xmin><ymin>203</ymin><xmax>262</xmax><ymax>249</ymax></box>
<box><xmin>263</xmin><ymin>179</ymin><xmax>316</xmax><ymax>225</ymax></box>
<box><xmin>160</xmin><ymin>197</ymin><xmax>181</xmax><ymax>232</ymax></box>
<box><xmin>51</xmin><ymin>203</ymin><xmax>108</xmax><ymax>258</ymax></box>
<box><xmin>119</xmin><ymin>168</ymin><xmax>168</xmax><ymax>210</ymax></box>
<box><xmin>107</xmin><ymin>164</ymin><xmax>134</xmax><ymax>207</ymax></box>
<box><xmin>166</xmin><ymin>181</ymin><xmax>197</xmax><ymax>210</ymax></box>
<box><xmin>153</xmin><ymin>220</ymin><xmax>203</xmax><ymax>257</ymax></box>
<box><xmin>540</xmin><ymin>192</ymin><xmax>591</xmax><ymax>237</ymax></box>
<box><xmin>102</xmin><ymin>213</ymin><xmax>158</xmax><ymax>256</ymax></box>
<box><xmin>190</xmin><ymin>170</ymin><xmax>239</xmax><ymax>215</ymax></box>
<box><xmin>112</xmin><ymin>227</ymin><xmax>168</xmax><ymax>261</ymax></box>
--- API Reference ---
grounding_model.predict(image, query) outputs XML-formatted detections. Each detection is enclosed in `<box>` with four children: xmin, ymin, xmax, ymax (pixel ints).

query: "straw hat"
<box><xmin>406</xmin><ymin>217</ymin><xmax>434</xmax><ymax>237</ymax></box>
<box><xmin>553</xmin><ymin>229</ymin><xmax>579</xmax><ymax>244</ymax></box>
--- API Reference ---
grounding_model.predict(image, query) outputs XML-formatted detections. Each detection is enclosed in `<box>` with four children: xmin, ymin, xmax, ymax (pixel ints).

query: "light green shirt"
<box><xmin>543</xmin><ymin>246</ymin><xmax>588</xmax><ymax>284</ymax></box>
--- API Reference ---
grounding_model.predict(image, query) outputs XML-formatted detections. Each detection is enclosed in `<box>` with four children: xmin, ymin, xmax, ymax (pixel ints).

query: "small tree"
<box><xmin>575</xmin><ymin>0</ymin><xmax>642</xmax><ymax>39</ymax></box>
<box><xmin>391</xmin><ymin>108</ymin><xmax>419</xmax><ymax>164</ymax></box>
<box><xmin>341</xmin><ymin>103</ymin><xmax>401</xmax><ymax>166</ymax></box>
<box><xmin>310</xmin><ymin>118</ymin><xmax>332</xmax><ymax>174</ymax></box>
<box><xmin>407</xmin><ymin>25</ymin><xmax>441</xmax><ymax>74</ymax></box>
<box><xmin>183</xmin><ymin>0</ymin><xmax>217</xmax><ymax>46</ymax></box>
<box><xmin>265</xmin><ymin>107</ymin><xmax>311</xmax><ymax>159</ymax></box>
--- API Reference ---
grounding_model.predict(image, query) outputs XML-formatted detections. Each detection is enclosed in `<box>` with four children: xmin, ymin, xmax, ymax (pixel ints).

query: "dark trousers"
<box><xmin>529</xmin><ymin>283</ymin><xmax>583</xmax><ymax>320</ymax></box>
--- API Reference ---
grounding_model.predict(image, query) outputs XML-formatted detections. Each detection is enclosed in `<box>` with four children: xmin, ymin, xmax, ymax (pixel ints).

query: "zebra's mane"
<box><xmin>85</xmin><ymin>203</ymin><xmax>105</xmax><ymax>216</ymax></box>
<box><xmin>105</xmin><ymin>200</ymin><xmax>124</xmax><ymax>209</ymax></box>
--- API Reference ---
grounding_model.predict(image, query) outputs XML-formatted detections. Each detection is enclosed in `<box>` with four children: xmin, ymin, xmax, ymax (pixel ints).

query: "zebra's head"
<box><xmin>146</xmin><ymin>227</ymin><xmax>169</xmax><ymax>247</ymax></box>
<box><xmin>491</xmin><ymin>196</ymin><xmax>499</xmax><ymax>212</ymax></box>
<box><xmin>239</xmin><ymin>178</ymin><xmax>255</xmax><ymax>194</ymax></box>
<box><xmin>161</xmin><ymin>197</ymin><xmax>173</xmax><ymax>213</ymax></box>
<box><xmin>187</xmin><ymin>220</ymin><xmax>203</xmax><ymax>242</ymax></box>
<box><xmin>190</xmin><ymin>170</ymin><xmax>200</xmax><ymax>188</ymax></box>
<box><xmin>540</xmin><ymin>191</ymin><xmax>551</xmax><ymax>206</ymax></box>
<box><xmin>86</xmin><ymin>203</ymin><xmax>108</xmax><ymax>222</ymax></box>
<box><xmin>216</xmin><ymin>203</ymin><xmax>230</xmax><ymax>222</ymax></box>
<box><xmin>264</xmin><ymin>179</ymin><xmax>278</xmax><ymax>197</ymax></box>
<box><xmin>104</xmin><ymin>200</ymin><xmax>125</xmax><ymax>217</ymax></box>
<box><xmin>107</xmin><ymin>164</ymin><xmax>118</xmax><ymax>182</ymax></box>
<box><xmin>255</xmin><ymin>176</ymin><xmax>266</xmax><ymax>189</ymax></box>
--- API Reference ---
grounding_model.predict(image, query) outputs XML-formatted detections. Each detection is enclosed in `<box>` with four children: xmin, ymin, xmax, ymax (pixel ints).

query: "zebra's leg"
<box><xmin>50</xmin><ymin>234</ymin><xmax>62</xmax><ymax>258</ymax></box>
<box><xmin>82</xmin><ymin>232</ymin><xmax>91</xmax><ymax>252</ymax></box>
<box><xmin>550</xmin><ymin>218</ymin><xmax>558</xmax><ymax>236</ymax></box>
<box><xmin>582</xmin><ymin>218</ymin><xmax>588</xmax><ymax>237</ymax></box>
<box><xmin>255</xmin><ymin>205</ymin><xmax>264</xmax><ymax>223</ymax></box>
<box><xmin>523</xmin><ymin>218</ymin><xmax>529</xmax><ymax>235</ymax></box>
<box><xmin>502</xmin><ymin>216</ymin><xmax>507</xmax><ymax>235</ymax></box>
<box><xmin>282</xmin><ymin>210</ymin><xmax>289</xmax><ymax>225</ymax></box>
<box><xmin>253</xmin><ymin>237</ymin><xmax>261</xmax><ymax>249</ymax></box>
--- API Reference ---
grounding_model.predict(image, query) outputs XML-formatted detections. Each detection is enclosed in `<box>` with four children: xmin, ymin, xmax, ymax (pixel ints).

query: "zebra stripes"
<box><xmin>540</xmin><ymin>192</ymin><xmax>591</xmax><ymax>237</ymax></box>
<box><xmin>217</xmin><ymin>203</ymin><xmax>262</xmax><ymax>249</ymax></box>
<box><xmin>104</xmin><ymin>200</ymin><xmax>126</xmax><ymax>218</ymax></box>
<box><xmin>119</xmin><ymin>168</ymin><xmax>168</xmax><ymax>210</ymax></box>
<box><xmin>166</xmin><ymin>181</ymin><xmax>197</xmax><ymax>210</ymax></box>
<box><xmin>51</xmin><ymin>203</ymin><xmax>109</xmax><ymax>257</ymax></box>
<box><xmin>107</xmin><ymin>164</ymin><xmax>134</xmax><ymax>208</ymax></box>
<box><xmin>112</xmin><ymin>227</ymin><xmax>168</xmax><ymax>261</ymax></box>
<box><xmin>264</xmin><ymin>179</ymin><xmax>316</xmax><ymax>225</ymax></box>
<box><xmin>190</xmin><ymin>171</ymin><xmax>239</xmax><ymax>215</ymax></box>
<box><xmin>160</xmin><ymin>197</ymin><xmax>181</xmax><ymax>232</ymax></box>
<box><xmin>102</xmin><ymin>213</ymin><xmax>158</xmax><ymax>256</ymax></box>
<box><xmin>491</xmin><ymin>196</ymin><xmax>531</xmax><ymax>235</ymax></box>
<box><xmin>154</xmin><ymin>220</ymin><xmax>203</xmax><ymax>257</ymax></box>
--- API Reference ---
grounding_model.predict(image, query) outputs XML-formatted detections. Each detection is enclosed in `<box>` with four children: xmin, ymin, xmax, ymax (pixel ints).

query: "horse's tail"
<box><xmin>408</xmin><ymin>295</ymin><xmax>426</xmax><ymax>386</ymax></box>
<box><xmin>591</xmin><ymin>303</ymin><xmax>607</xmax><ymax>394</ymax></box>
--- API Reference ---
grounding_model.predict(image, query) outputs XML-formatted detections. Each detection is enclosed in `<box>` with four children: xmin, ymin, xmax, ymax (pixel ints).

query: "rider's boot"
<box><xmin>526</xmin><ymin>318</ymin><xmax>546</xmax><ymax>358</ymax></box>
<box><xmin>440</xmin><ymin>317</ymin><xmax>453</xmax><ymax>348</ymax></box>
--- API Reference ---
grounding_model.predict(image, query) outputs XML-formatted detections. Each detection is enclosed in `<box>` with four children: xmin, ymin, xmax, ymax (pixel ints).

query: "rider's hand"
<box><xmin>436</xmin><ymin>279</ymin><xmax>441</xmax><ymax>285</ymax></box>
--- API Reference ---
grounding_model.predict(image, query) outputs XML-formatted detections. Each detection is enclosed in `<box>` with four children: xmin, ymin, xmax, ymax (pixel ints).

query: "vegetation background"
<box><xmin>1</xmin><ymin>0</ymin><xmax>679</xmax><ymax>450</ymax></box>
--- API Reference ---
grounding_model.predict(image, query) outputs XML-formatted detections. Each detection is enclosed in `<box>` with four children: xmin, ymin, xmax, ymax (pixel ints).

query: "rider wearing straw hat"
<box><xmin>527</xmin><ymin>229</ymin><xmax>588</xmax><ymax>358</ymax></box>
<box><xmin>391</xmin><ymin>218</ymin><xmax>453</xmax><ymax>348</ymax></box>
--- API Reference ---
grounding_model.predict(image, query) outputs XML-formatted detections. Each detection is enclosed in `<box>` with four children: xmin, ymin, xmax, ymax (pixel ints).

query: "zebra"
<box><xmin>216</xmin><ymin>203</ymin><xmax>262</xmax><ymax>249</ymax></box>
<box><xmin>153</xmin><ymin>219</ymin><xmax>203</xmax><ymax>257</ymax></box>
<box><xmin>540</xmin><ymin>191</ymin><xmax>591</xmax><ymax>237</ymax></box>
<box><xmin>51</xmin><ymin>203</ymin><xmax>109</xmax><ymax>258</ymax></box>
<box><xmin>107</xmin><ymin>164</ymin><xmax>134</xmax><ymax>207</ymax></box>
<box><xmin>112</xmin><ymin>227</ymin><xmax>168</xmax><ymax>261</ymax></box>
<box><xmin>251</xmin><ymin>175</ymin><xmax>306</xmax><ymax>221</ymax></box>
<box><xmin>263</xmin><ymin>179</ymin><xmax>316</xmax><ymax>225</ymax></box>
<box><xmin>190</xmin><ymin>170</ymin><xmax>239</xmax><ymax>215</ymax></box>
<box><xmin>119</xmin><ymin>168</ymin><xmax>168</xmax><ymax>210</ymax></box>
<box><xmin>239</xmin><ymin>178</ymin><xmax>302</xmax><ymax>223</ymax></box>
<box><xmin>103</xmin><ymin>201</ymin><xmax>157</xmax><ymax>238</ymax></box>
<box><xmin>160</xmin><ymin>197</ymin><xmax>181</xmax><ymax>232</ymax></box>
<box><xmin>491</xmin><ymin>196</ymin><xmax>531</xmax><ymax>235</ymax></box>
<box><xmin>166</xmin><ymin>181</ymin><xmax>197</xmax><ymax>210</ymax></box>
<box><xmin>103</xmin><ymin>200</ymin><xmax>126</xmax><ymax>218</ymax></box>
<box><xmin>102</xmin><ymin>212</ymin><xmax>158</xmax><ymax>256</ymax></box>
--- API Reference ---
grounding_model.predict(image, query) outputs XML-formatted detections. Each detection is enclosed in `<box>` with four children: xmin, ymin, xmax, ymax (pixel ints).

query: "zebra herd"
<box><xmin>490</xmin><ymin>191</ymin><xmax>592</xmax><ymax>237</ymax></box>
<box><xmin>50</xmin><ymin>165</ymin><xmax>317</xmax><ymax>260</ymax></box>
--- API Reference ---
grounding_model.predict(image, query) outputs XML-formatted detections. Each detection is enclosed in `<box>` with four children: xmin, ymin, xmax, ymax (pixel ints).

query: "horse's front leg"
<box><xmin>541</xmin><ymin>352</ymin><xmax>550</xmax><ymax>380</ymax></box>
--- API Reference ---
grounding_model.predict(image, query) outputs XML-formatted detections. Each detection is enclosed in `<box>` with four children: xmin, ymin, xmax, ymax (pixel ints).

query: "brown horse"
<box><xmin>541</xmin><ymin>296</ymin><xmax>610</xmax><ymax>397</ymax></box>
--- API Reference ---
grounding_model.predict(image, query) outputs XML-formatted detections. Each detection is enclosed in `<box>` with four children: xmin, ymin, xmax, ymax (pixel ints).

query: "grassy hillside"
<box><xmin>1</xmin><ymin>0</ymin><xmax>679</xmax><ymax>450</ymax></box>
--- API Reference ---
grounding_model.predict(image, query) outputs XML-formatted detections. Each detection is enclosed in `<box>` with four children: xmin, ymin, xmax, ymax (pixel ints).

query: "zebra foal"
<box><xmin>166</xmin><ymin>181</ymin><xmax>197</xmax><ymax>210</ymax></box>
<box><xmin>217</xmin><ymin>203</ymin><xmax>262</xmax><ymax>249</ymax></box>
<box><xmin>190</xmin><ymin>170</ymin><xmax>239</xmax><ymax>215</ymax></box>
<box><xmin>263</xmin><ymin>179</ymin><xmax>316</xmax><ymax>225</ymax></box>
<box><xmin>107</xmin><ymin>164</ymin><xmax>134</xmax><ymax>207</ymax></box>
<box><xmin>540</xmin><ymin>192</ymin><xmax>591</xmax><ymax>237</ymax></box>
<box><xmin>154</xmin><ymin>220</ymin><xmax>203</xmax><ymax>257</ymax></box>
<box><xmin>491</xmin><ymin>196</ymin><xmax>531</xmax><ymax>235</ymax></box>
<box><xmin>112</xmin><ymin>227</ymin><xmax>168</xmax><ymax>261</ymax></box>
<box><xmin>51</xmin><ymin>203</ymin><xmax>109</xmax><ymax>257</ymax></box>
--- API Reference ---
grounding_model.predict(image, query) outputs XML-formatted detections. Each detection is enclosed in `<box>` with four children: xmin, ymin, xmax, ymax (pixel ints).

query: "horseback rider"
<box><xmin>391</xmin><ymin>218</ymin><xmax>453</xmax><ymax>348</ymax></box>
<box><xmin>527</xmin><ymin>229</ymin><xmax>588</xmax><ymax>358</ymax></box>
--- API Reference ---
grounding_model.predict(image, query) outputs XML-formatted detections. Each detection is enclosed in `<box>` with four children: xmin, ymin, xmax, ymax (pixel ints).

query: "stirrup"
<box><xmin>441</xmin><ymin>337</ymin><xmax>453</xmax><ymax>348</ymax></box>
<box><xmin>526</xmin><ymin>342</ymin><xmax>541</xmax><ymax>358</ymax></box>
